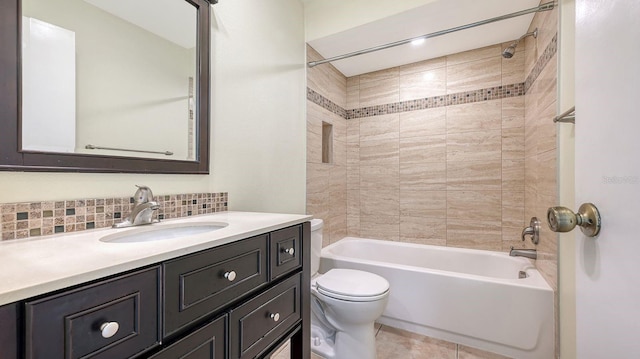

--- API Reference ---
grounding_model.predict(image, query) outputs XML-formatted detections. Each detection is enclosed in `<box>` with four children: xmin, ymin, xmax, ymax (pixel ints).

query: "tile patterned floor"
<box><xmin>270</xmin><ymin>324</ymin><xmax>512</xmax><ymax>359</ymax></box>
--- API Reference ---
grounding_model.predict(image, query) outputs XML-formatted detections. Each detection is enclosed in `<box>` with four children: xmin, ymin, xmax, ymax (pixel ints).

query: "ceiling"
<box><xmin>307</xmin><ymin>0</ymin><xmax>541</xmax><ymax>77</ymax></box>
<box><xmin>83</xmin><ymin>0</ymin><xmax>197</xmax><ymax>49</ymax></box>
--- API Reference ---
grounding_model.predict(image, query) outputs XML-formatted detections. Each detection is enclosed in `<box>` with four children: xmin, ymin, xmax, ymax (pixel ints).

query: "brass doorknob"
<box><xmin>547</xmin><ymin>203</ymin><xmax>601</xmax><ymax>237</ymax></box>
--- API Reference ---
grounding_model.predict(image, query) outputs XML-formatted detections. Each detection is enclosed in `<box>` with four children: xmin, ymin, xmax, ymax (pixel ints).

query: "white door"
<box><xmin>575</xmin><ymin>1</ymin><xmax>640</xmax><ymax>357</ymax></box>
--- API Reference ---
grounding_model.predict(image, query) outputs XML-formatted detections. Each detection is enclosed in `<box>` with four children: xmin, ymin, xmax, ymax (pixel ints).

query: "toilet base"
<box><xmin>310</xmin><ymin>322</ymin><xmax>377</xmax><ymax>359</ymax></box>
<box><xmin>311</xmin><ymin>325</ymin><xmax>336</xmax><ymax>359</ymax></box>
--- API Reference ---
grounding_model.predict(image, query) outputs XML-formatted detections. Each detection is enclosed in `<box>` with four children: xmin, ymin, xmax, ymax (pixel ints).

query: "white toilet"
<box><xmin>310</xmin><ymin>219</ymin><xmax>389</xmax><ymax>359</ymax></box>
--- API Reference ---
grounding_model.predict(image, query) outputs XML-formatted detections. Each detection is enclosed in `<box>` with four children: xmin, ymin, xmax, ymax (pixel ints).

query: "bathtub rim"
<box><xmin>321</xmin><ymin>237</ymin><xmax>553</xmax><ymax>291</ymax></box>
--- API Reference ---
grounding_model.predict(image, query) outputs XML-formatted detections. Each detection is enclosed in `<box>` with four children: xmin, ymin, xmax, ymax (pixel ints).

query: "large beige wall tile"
<box><xmin>360</xmin><ymin>214</ymin><xmax>399</xmax><ymax>241</ymax></box>
<box><xmin>447</xmin><ymin>130</ymin><xmax>502</xmax><ymax>162</ymax></box>
<box><xmin>447</xmin><ymin>160</ymin><xmax>501</xmax><ymax>191</ymax></box>
<box><xmin>537</xmin><ymin>149</ymin><xmax>557</xmax><ymax>197</ymax></box>
<box><xmin>399</xmin><ymin>57</ymin><xmax>446</xmax><ymax>76</ymax></box>
<box><xmin>360</xmin><ymin>138</ymin><xmax>399</xmax><ymax>166</ymax></box>
<box><xmin>446</xmin><ymin>100</ymin><xmax>501</xmax><ymax>134</ymax></box>
<box><xmin>307</xmin><ymin>162</ymin><xmax>329</xmax><ymax>194</ymax></box>
<box><xmin>399</xmin><ymin>68</ymin><xmax>446</xmax><ymax>101</ymax></box>
<box><xmin>360</xmin><ymin>189</ymin><xmax>399</xmax><ymax>217</ymax></box>
<box><xmin>399</xmin><ymin>107</ymin><xmax>446</xmax><ymax>138</ymax></box>
<box><xmin>446</xmin><ymin>44</ymin><xmax>501</xmax><ymax>66</ymax></box>
<box><xmin>346</xmin><ymin>118</ymin><xmax>360</xmax><ymax>143</ymax></box>
<box><xmin>399</xmin><ymin>216</ymin><xmax>446</xmax><ymax>246</ymax></box>
<box><xmin>446</xmin><ymin>57</ymin><xmax>501</xmax><ymax>94</ymax></box>
<box><xmin>347</xmin><ymin>187</ymin><xmax>359</xmax><ymax>218</ymax></box>
<box><xmin>535</xmin><ymin>102</ymin><xmax>558</xmax><ymax>155</ymax></box>
<box><xmin>502</xmin><ymin>190</ymin><xmax>525</xmax><ymax>228</ymax></box>
<box><xmin>400</xmin><ymin>190</ymin><xmax>446</xmax><ymax>218</ymax></box>
<box><xmin>501</xmin><ymin>40</ymin><xmax>526</xmax><ymax>84</ymax></box>
<box><xmin>346</xmin><ymin>76</ymin><xmax>360</xmax><ymax>110</ymax></box>
<box><xmin>502</xmin><ymin>126</ymin><xmax>525</xmax><ymax>160</ymax></box>
<box><xmin>360</xmin><ymin>165</ymin><xmax>399</xmax><ymax>191</ymax></box>
<box><xmin>447</xmin><ymin>190</ymin><xmax>501</xmax><ymax>222</ymax></box>
<box><xmin>502</xmin><ymin>159</ymin><xmax>525</xmax><ymax>191</ymax></box>
<box><xmin>306</xmin><ymin>45</ymin><xmax>346</xmax><ymax>108</ymax></box>
<box><xmin>346</xmin><ymin>215</ymin><xmax>360</xmax><ymax>237</ymax></box>
<box><xmin>359</xmin><ymin>114</ymin><xmax>399</xmax><ymax>141</ymax></box>
<box><xmin>400</xmin><ymin>135</ymin><xmax>446</xmax><ymax>164</ymax></box>
<box><xmin>400</xmin><ymin>162</ymin><xmax>446</xmax><ymax>191</ymax></box>
<box><xmin>306</xmin><ymin>190</ymin><xmax>328</xmax><ymax>220</ymax></box>
<box><xmin>528</xmin><ymin>54</ymin><xmax>558</xmax><ymax>120</ymax></box>
<box><xmin>359</xmin><ymin>68</ymin><xmax>399</xmax><ymax>107</ymax></box>
<box><xmin>502</xmin><ymin>97</ymin><xmax>525</xmax><ymax>129</ymax></box>
<box><xmin>446</xmin><ymin>219</ymin><xmax>502</xmax><ymax>251</ymax></box>
<box><xmin>333</xmin><ymin>140</ymin><xmax>347</xmax><ymax>166</ymax></box>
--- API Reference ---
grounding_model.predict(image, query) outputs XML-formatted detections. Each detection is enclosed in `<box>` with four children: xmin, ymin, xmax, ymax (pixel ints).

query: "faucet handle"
<box><xmin>133</xmin><ymin>185</ymin><xmax>154</xmax><ymax>204</ymax></box>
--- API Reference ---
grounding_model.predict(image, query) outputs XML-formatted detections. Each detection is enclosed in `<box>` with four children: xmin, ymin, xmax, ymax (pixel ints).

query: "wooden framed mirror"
<box><xmin>0</xmin><ymin>0</ymin><xmax>215</xmax><ymax>174</ymax></box>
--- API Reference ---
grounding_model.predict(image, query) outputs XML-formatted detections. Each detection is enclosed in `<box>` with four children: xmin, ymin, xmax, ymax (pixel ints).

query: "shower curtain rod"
<box><xmin>307</xmin><ymin>1</ymin><xmax>557</xmax><ymax>67</ymax></box>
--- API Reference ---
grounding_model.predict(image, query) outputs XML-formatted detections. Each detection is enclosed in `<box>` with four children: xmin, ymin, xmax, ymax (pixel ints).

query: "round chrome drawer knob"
<box><xmin>284</xmin><ymin>248</ymin><xmax>295</xmax><ymax>255</ymax></box>
<box><xmin>224</xmin><ymin>271</ymin><xmax>237</xmax><ymax>281</ymax></box>
<box><xmin>100</xmin><ymin>322</ymin><xmax>119</xmax><ymax>339</ymax></box>
<box><xmin>270</xmin><ymin>313</ymin><xmax>280</xmax><ymax>322</ymax></box>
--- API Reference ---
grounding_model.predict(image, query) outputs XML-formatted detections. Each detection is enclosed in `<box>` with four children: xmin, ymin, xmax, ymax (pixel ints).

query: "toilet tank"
<box><xmin>310</xmin><ymin>219</ymin><xmax>323</xmax><ymax>276</ymax></box>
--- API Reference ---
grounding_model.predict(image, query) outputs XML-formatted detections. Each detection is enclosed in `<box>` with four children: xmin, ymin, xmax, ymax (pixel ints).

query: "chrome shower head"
<box><xmin>502</xmin><ymin>28</ymin><xmax>538</xmax><ymax>59</ymax></box>
<box><xmin>502</xmin><ymin>46</ymin><xmax>516</xmax><ymax>58</ymax></box>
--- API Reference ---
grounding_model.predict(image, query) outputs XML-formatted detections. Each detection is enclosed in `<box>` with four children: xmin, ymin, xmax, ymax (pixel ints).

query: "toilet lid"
<box><xmin>316</xmin><ymin>269</ymin><xmax>389</xmax><ymax>300</ymax></box>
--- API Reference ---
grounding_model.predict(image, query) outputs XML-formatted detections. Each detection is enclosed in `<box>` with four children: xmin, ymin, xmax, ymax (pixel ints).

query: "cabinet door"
<box><xmin>0</xmin><ymin>303</ymin><xmax>18</xmax><ymax>359</ymax></box>
<box><xmin>164</xmin><ymin>234</ymin><xmax>268</xmax><ymax>338</ymax></box>
<box><xmin>25</xmin><ymin>267</ymin><xmax>160</xmax><ymax>359</ymax></box>
<box><xmin>229</xmin><ymin>273</ymin><xmax>301</xmax><ymax>359</ymax></box>
<box><xmin>150</xmin><ymin>315</ymin><xmax>226</xmax><ymax>359</ymax></box>
<box><xmin>269</xmin><ymin>225</ymin><xmax>302</xmax><ymax>281</ymax></box>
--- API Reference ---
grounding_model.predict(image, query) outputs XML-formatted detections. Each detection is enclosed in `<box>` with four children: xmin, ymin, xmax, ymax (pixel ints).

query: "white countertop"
<box><xmin>0</xmin><ymin>211</ymin><xmax>311</xmax><ymax>306</ymax></box>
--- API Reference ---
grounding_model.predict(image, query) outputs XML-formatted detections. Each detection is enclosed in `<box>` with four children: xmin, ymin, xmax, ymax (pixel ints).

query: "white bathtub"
<box><xmin>319</xmin><ymin>237</ymin><xmax>554</xmax><ymax>359</ymax></box>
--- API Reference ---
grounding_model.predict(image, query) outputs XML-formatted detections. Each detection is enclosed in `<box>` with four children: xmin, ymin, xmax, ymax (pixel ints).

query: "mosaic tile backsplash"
<box><xmin>0</xmin><ymin>192</ymin><xmax>228</xmax><ymax>241</ymax></box>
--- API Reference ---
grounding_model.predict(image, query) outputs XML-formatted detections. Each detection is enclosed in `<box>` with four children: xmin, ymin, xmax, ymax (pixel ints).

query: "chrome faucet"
<box><xmin>509</xmin><ymin>246</ymin><xmax>537</xmax><ymax>260</ymax></box>
<box><xmin>113</xmin><ymin>185</ymin><xmax>160</xmax><ymax>228</ymax></box>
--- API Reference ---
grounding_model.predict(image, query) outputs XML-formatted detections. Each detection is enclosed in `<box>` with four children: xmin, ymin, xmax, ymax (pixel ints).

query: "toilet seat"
<box><xmin>314</xmin><ymin>269</ymin><xmax>389</xmax><ymax>302</ymax></box>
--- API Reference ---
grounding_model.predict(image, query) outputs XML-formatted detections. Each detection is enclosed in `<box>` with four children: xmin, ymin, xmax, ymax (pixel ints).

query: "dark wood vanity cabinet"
<box><xmin>25</xmin><ymin>267</ymin><xmax>161</xmax><ymax>359</ymax></box>
<box><xmin>5</xmin><ymin>222</ymin><xmax>310</xmax><ymax>359</ymax></box>
<box><xmin>0</xmin><ymin>303</ymin><xmax>19</xmax><ymax>359</ymax></box>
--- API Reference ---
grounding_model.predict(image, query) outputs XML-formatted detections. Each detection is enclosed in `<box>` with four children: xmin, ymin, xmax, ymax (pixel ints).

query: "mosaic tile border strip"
<box><xmin>306</xmin><ymin>87</ymin><xmax>347</xmax><ymax>119</ymax></box>
<box><xmin>346</xmin><ymin>83</ymin><xmax>525</xmax><ymax>119</ymax></box>
<box><xmin>308</xmin><ymin>32</ymin><xmax>558</xmax><ymax>120</ymax></box>
<box><xmin>0</xmin><ymin>192</ymin><xmax>228</xmax><ymax>241</ymax></box>
<box><xmin>524</xmin><ymin>33</ymin><xmax>558</xmax><ymax>93</ymax></box>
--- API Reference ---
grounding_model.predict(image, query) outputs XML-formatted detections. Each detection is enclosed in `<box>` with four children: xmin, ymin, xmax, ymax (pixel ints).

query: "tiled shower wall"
<box><xmin>344</xmin><ymin>44</ymin><xmax>527</xmax><ymax>251</ymax></box>
<box><xmin>523</xmin><ymin>5</ymin><xmax>559</xmax><ymax>292</ymax></box>
<box><xmin>306</xmin><ymin>4</ymin><xmax>559</xmax><ymax>289</ymax></box>
<box><xmin>306</xmin><ymin>46</ymin><xmax>348</xmax><ymax>246</ymax></box>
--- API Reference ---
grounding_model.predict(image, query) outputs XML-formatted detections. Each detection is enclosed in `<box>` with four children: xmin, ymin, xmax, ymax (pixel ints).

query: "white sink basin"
<box><xmin>100</xmin><ymin>222</ymin><xmax>228</xmax><ymax>243</ymax></box>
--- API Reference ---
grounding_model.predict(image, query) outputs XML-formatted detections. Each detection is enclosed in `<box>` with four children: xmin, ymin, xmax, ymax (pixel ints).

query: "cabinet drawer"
<box><xmin>269</xmin><ymin>225</ymin><xmax>302</xmax><ymax>280</ymax></box>
<box><xmin>229</xmin><ymin>273</ymin><xmax>301</xmax><ymax>359</ymax></box>
<box><xmin>0</xmin><ymin>303</ymin><xmax>18</xmax><ymax>359</ymax></box>
<box><xmin>25</xmin><ymin>267</ymin><xmax>160</xmax><ymax>359</ymax></box>
<box><xmin>150</xmin><ymin>315</ymin><xmax>226</xmax><ymax>359</ymax></box>
<box><xmin>164</xmin><ymin>234</ymin><xmax>268</xmax><ymax>338</ymax></box>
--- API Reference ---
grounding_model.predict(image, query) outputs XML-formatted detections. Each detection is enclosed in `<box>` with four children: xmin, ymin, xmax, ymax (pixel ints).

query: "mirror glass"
<box><xmin>21</xmin><ymin>0</ymin><xmax>198</xmax><ymax>161</ymax></box>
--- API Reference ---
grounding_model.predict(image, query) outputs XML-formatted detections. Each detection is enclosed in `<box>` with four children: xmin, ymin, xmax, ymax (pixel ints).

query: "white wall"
<box><xmin>304</xmin><ymin>0</ymin><xmax>437</xmax><ymax>41</ymax></box>
<box><xmin>210</xmin><ymin>0</ymin><xmax>306</xmax><ymax>214</ymax></box>
<box><xmin>0</xmin><ymin>0</ymin><xmax>307</xmax><ymax>213</ymax></box>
